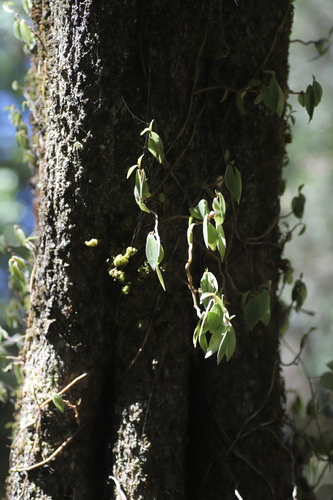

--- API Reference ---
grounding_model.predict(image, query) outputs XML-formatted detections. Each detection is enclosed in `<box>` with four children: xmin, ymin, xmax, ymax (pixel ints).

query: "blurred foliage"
<box><xmin>0</xmin><ymin>2</ymin><xmax>34</xmax><ymax>496</ymax></box>
<box><xmin>281</xmin><ymin>0</ymin><xmax>333</xmax><ymax>495</ymax></box>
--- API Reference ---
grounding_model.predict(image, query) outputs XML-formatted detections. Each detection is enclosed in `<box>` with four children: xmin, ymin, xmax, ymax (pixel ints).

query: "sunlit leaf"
<box><xmin>148</xmin><ymin>131</ymin><xmax>166</xmax><ymax>164</ymax></box>
<box><xmin>127</xmin><ymin>164</ymin><xmax>138</xmax><ymax>179</ymax></box>
<box><xmin>206</xmin><ymin>303</ymin><xmax>223</xmax><ymax>333</ymax></box>
<box><xmin>200</xmin><ymin>271</ymin><xmax>218</xmax><ymax>309</ymax></box>
<box><xmin>216</xmin><ymin>224</ymin><xmax>226</xmax><ymax>260</ymax></box>
<box><xmin>205</xmin><ymin>332</ymin><xmax>222</xmax><ymax>358</ymax></box>
<box><xmin>203</xmin><ymin>214</ymin><xmax>218</xmax><ymax>251</ymax></box>
<box><xmin>189</xmin><ymin>199</ymin><xmax>209</xmax><ymax>220</ymax></box>
<box><xmin>145</xmin><ymin>232</ymin><xmax>159</xmax><ymax>271</ymax></box>
<box><xmin>155</xmin><ymin>264</ymin><xmax>166</xmax><ymax>291</ymax></box>
<box><xmin>212</xmin><ymin>192</ymin><xmax>226</xmax><ymax>225</ymax></box>
<box><xmin>217</xmin><ymin>326</ymin><xmax>236</xmax><ymax>363</ymax></box>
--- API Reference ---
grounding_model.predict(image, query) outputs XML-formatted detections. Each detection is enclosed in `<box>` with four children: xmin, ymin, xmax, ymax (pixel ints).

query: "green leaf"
<box><xmin>327</xmin><ymin>360</ymin><xmax>333</xmax><ymax>372</ymax></box>
<box><xmin>155</xmin><ymin>264</ymin><xmax>166</xmax><ymax>291</ymax></box>
<box><xmin>148</xmin><ymin>131</ymin><xmax>166</xmax><ymax>164</ymax></box>
<box><xmin>258</xmin><ymin>289</ymin><xmax>270</xmax><ymax>326</ymax></box>
<box><xmin>9</xmin><ymin>258</ymin><xmax>25</xmax><ymax>283</ymax></box>
<box><xmin>22</xmin><ymin>0</ymin><xmax>32</xmax><ymax>15</ymax></box>
<box><xmin>157</xmin><ymin>243</ymin><xmax>164</xmax><ymax>265</ymax></box>
<box><xmin>200</xmin><ymin>292</ymin><xmax>215</xmax><ymax>303</ymax></box>
<box><xmin>134</xmin><ymin>169</ymin><xmax>151</xmax><ymax>212</ymax></box>
<box><xmin>270</xmin><ymin>77</ymin><xmax>285</xmax><ymax>117</ymax></box>
<box><xmin>241</xmin><ymin>291</ymin><xmax>250</xmax><ymax>309</ymax></box>
<box><xmin>225</xmin><ymin>163</ymin><xmax>242</xmax><ymax>203</ymax></box>
<box><xmin>244</xmin><ymin>296</ymin><xmax>260</xmax><ymax>330</ymax></box>
<box><xmin>300</xmin><ymin>333</ymin><xmax>309</xmax><ymax>351</ymax></box>
<box><xmin>203</xmin><ymin>214</ymin><xmax>218</xmax><ymax>251</ymax></box>
<box><xmin>145</xmin><ymin>232</ymin><xmax>159</xmax><ymax>271</ymax></box>
<box><xmin>200</xmin><ymin>307</ymin><xmax>213</xmax><ymax>335</ymax></box>
<box><xmin>305</xmin><ymin>87</ymin><xmax>314</xmax><ymax>119</ymax></box>
<box><xmin>3</xmin><ymin>3</ymin><xmax>15</xmax><ymax>14</ymax></box>
<box><xmin>13</xmin><ymin>19</ymin><xmax>21</xmax><ymax>41</ymax></box>
<box><xmin>216</xmin><ymin>224</ymin><xmax>226</xmax><ymax>260</ymax></box>
<box><xmin>15</xmin><ymin>130</ymin><xmax>29</xmax><ymax>149</ymax></box>
<box><xmin>200</xmin><ymin>271</ymin><xmax>218</xmax><ymax>294</ymax></box>
<box><xmin>200</xmin><ymin>271</ymin><xmax>218</xmax><ymax>309</ymax></box>
<box><xmin>213</xmin><ymin>293</ymin><xmax>225</xmax><ymax>312</ymax></box>
<box><xmin>253</xmin><ymin>92</ymin><xmax>262</xmax><ymax>105</ymax></box>
<box><xmin>212</xmin><ymin>192</ymin><xmax>226</xmax><ymax>225</ymax></box>
<box><xmin>320</xmin><ymin>372</ymin><xmax>333</xmax><ymax>390</ymax></box>
<box><xmin>198</xmin><ymin>327</ymin><xmax>208</xmax><ymax>352</ymax></box>
<box><xmin>261</xmin><ymin>84</ymin><xmax>272</xmax><ymax>109</ymax></box>
<box><xmin>205</xmin><ymin>332</ymin><xmax>222</xmax><ymax>358</ymax></box>
<box><xmin>290</xmin><ymin>395</ymin><xmax>302</xmax><ymax>417</ymax></box>
<box><xmin>52</xmin><ymin>393</ymin><xmax>65</xmax><ymax>413</ymax></box>
<box><xmin>138</xmin><ymin>201</ymin><xmax>150</xmax><ymax>213</ymax></box>
<box><xmin>291</xmin><ymin>192</ymin><xmax>306</xmax><ymax>219</ymax></box>
<box><xmin>298</xmin><ymin>92</ymin><xmax>305</xmax><ymax>107</ymax></box>
<box><xmin>236</xmin><ymin>93</ymin><xmax>247</xmax><ymax>115</ymax></box>
<box><xmin>127</xmin><ymin>164</ymin><xmax>138</xmax><ymax>179</ymax></box>
<box><xmin>261</xmin><ymin>77</ymin><xmax>285</xmax><ymax>116</ymax></box>
<box><xmin>193</xmin><ymin>319</ymin><xmax>202</xmax><ymax>347</ymax></box>
<box><xmin>13</xmin><ymin>225</ymin><xmax>27</xmax><ymax>246</ymax></box>
<box><xmin>220</xmin><ymin>88</ymin><xmax>228</xmax><ymax>103</ymax></box>
<box><xmin>292</xmin><ymin>279</ymin><xmax>307</xmax><ymax>312</ymax></box>
<box><xmin>19</xmin><ymin>19</ymin><xmax>34</xmax><ymax>47</ymax></box>
<box><xmin>189</xmin><ymin>199</ymin><xmax>209</xmax><ymax>220</ymax></box>
<box><xmin>312</xmin><ymin>76</ymin><xmax>323</xmax><ymax>106</ymax></box>
<box><xmin>145</xmin><ymin>232</ymin><xmax>165</xmax><ymax>289</ymax></box>
<box><xmin>298</xmin><ymin>223</ymin><xmax>306</xmax><ymax>236</ymax></box>
<box><xmin>248</xmin><ymin>78</ymin><xmax>261</xmax><ymax>86</ymax></box>
<box><xmin>217</xmin><ymin>326</ymin><xmax>236</xmax><ymax>363</ymax></box>
<box><xmin>206</xmin><ymin>303</ymin><xmax>223</xmax><ymax>333</ymax></box>
<box><xmin>225</xmin><ymin>326</ymin><xmax>236</xmax><ymax>361</ymax></box>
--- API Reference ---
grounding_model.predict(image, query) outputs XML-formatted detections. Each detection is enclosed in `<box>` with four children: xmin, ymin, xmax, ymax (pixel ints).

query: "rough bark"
<box><xmin>7</xmin><ymin>1</ymin><xmax>293</xmax><ymax>499</ymax></box>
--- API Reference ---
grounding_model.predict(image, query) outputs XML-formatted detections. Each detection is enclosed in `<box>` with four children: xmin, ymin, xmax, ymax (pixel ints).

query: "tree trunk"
<box><xmin>7</xmin><ymin>1</ymin><xmax>293</xmax><ymax>499</ymax></box>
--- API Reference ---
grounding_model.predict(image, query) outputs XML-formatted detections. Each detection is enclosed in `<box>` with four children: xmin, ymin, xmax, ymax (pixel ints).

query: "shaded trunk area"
<box><xmin>7</xmin><ymin>1</ymin><xmax>293</xmax><ymax>499</ymax></box>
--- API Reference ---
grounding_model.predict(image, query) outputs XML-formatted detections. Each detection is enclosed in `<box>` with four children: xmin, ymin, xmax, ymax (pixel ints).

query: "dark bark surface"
<box><xmin>7</xmin><ymin>1</ymin><xmax>293</xmax><ymax>499</ymax></box>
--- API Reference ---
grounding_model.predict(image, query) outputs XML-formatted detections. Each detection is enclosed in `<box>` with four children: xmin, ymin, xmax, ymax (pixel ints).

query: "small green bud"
<box><xmin>14</xmin><ymin>225</ymin><xmax>27</xmax><ymax>246</ymax></box>
<box><xmin>85</xmin><ymin>238</ymin><xmax>99</xmax><ymax>247</ymax></box>
<box><xmin>125</xmin><ymin>247</ymin><xmax>137</xmax><ymax>258</ymax></box>
<box><xmin>121</xmin><ymin>285</ymin><xmax>130</xmax><ymax>295</ymax></box>
<box><xmin>113</xmin><ymin>254</ymin><xmax>128</xmax><ymax>267</ymax></box>
<box><xmin>9</xmin><ymin>258</ymin><xmax>25</xmax><ymax>282</ymax></box>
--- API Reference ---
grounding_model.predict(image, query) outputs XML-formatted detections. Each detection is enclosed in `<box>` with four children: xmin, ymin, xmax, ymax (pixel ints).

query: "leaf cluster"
<box><xmin>193</xmin><ymin>271</ymin><xmax>236</xmax><ymax>364</ymax></box>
